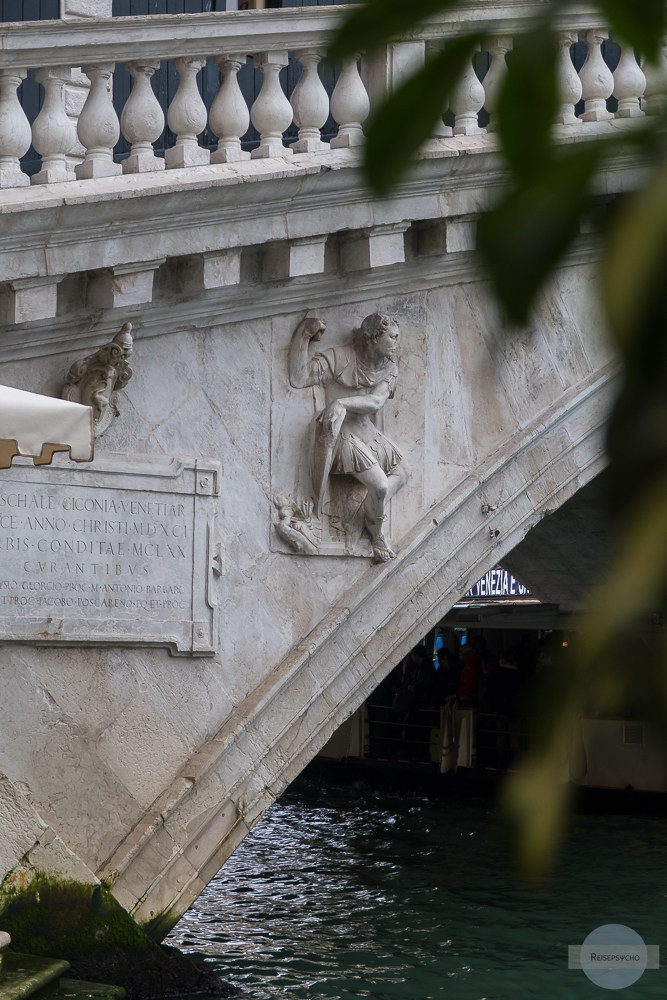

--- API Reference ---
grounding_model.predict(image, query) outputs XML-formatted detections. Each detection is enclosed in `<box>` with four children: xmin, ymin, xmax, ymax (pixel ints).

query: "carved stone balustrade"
<box><xmin>32</xmin><ymin>68</ymin><xmax>77</xmax><ymax>184</ymax></box>
<box><xmin>76</xmin><ymin>63</ymin><xmax>121</xmax><ymax>179</ymax></box>
<box><xmin>0</xmin><ymin>69</ymin><xmax>32</xmax><ymax>188</ymax></box>
<box><xmin>451</xmin><ymin>45</ymin><xmax>486</xmax><ymax>135</ymax></box>
<box><xmin>483</xmin><ymin>36</ymin><xmax>512</xmax><ymax>132</ymax></box>
<box><xmin>0</xmin><ymin>3</ymin><xmax>661</xmax><ymax>190</ymax></box>
<box><xmin>579</xmin><ymin>29</ymin><xmax>614</xmax><ymax>121</ymax></box>
<box><xmin>210</xmin><ymin>55</ymin><xmax>251</xmax><ymax>164</ymax></box>
<box><xmin>643</xmin><ymin>37</ymin><xmax>667</xmax><ymax>115</ymax></box>
<box><xmin>555</xmin><ymin>32</ymin><xmax>582</xmax><ymax>125</ymax></box>
<box><xmin>330</xmin><ymin>57</ymin><xmax>369</xmax><ymax>149</ymax></box>
<box><xmin>291</xmin><ymin>49</ymin><xmax>329</xmax><ymax>153</ymax></box>
<box><xmin>251</xmin><ymin>51</ymin><xmax>294</xmax><ymax>158</ymax></box>
<box><xmin>121</xmin><ymin>62</ymin><xmax>165</xmax><ymax>173</ymax></box>
<box><xmin>165</xmin><ymin>57</ymin><xmax>210</xmax><ymax>168</ymax></box>
<box><xmin>613</xmin><ymin>42</ymin><xmax>646</xmax><ymax>118</ymax></box>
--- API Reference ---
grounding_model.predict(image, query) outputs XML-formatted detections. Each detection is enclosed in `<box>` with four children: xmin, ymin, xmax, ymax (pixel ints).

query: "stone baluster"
<box><xmin>451</xmin><ymin>47</ymin><xmax>485</xmax><ymax>135</ymax></box>
<box><xmin>31</xmin><ymin>68</ymin><xmax>77</xmax><ymax>184</ymax></box>
<box><xmin>0</xmin><ymin>69</ymin><xmax>31</xmax><ymax>188</ymax></box>
<box><xmin>423</xmin><ymin>41</ymin><xmax>452</xmax><ymax>140</ymax></box>
<box><xmin>555</xmin><ymin>32</ymin><xmax>582</xmax><ymax>124</ymax></box>
<box><xmin>330</xmin><ymin>58</ymin><xmax>370</xmax><ymax>149</ymax></box>
<box><xmin>578</xmin><ymin>30</ymin><xmax>613</xmax><ymax>121</ymax></box>
<box><xmin>613</xmin><ymin>43</ymin><xmax>646</xmax><ymax>117</ymax></box>
<box><xmin>75</xmin><ymin>64</ymin><xmax>121</xmax><ymax>179</ymax></box>
<box><xmin>483</xmin><ymin>35</ymin><xmax>512</xmax><ymax>131</ymax></box>
<box><xmin>165</xmin><ymin>57</ymin><xmax>210</xmax><ymax>168</ymax></box>
<box><xmin>291</xmin><ymin>49</ymin><xmax>329</xmax><ymax>153</ymax></box>
<box><xmin>121</xmin><ymin>61</ymin><xmax>165</xmax><ymax>173</ymax></box>
<box><xmin>250</xmin><ymin>52</ymin><xmax>294</xmax><ymax>158</ymax></box>
<box><xmin>643</xmin><ymin>37</ymin><xmax>667</xmax><ymax>115</ymax></box>
<box><xmin>210</xmin><ymin>55</ymin><xmax>250</xmax><ymax>163</ymax></box>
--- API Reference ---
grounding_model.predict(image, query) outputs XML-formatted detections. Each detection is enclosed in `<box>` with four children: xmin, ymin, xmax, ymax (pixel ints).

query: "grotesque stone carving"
<box><xmin>273</xmin><ymin>493</ymin><xmax>320</xmax><ymax>555</ymax></box>
<box><xmin>280</xmin><ymin>311</ymin><xmax>408</xmax><ymax>562</ymax></box>
<box><xmin>62</xmin><ymin>322</ymin><xmax>133</xmax><ymax>435</ymax></box>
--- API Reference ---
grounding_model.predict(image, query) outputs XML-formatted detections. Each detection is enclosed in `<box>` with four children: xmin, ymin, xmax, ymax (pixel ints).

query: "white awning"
<box><xmin>0</xmin><ymin>385</ymin><xmax>94</xmax><ymax>469</ymax></box>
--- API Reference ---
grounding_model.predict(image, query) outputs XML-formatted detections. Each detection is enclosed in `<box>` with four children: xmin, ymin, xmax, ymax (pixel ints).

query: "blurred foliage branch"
<box><xmin>333</xmin><ymin>0</ymin><xmax>667</xmax><ymax>871</ymax></box>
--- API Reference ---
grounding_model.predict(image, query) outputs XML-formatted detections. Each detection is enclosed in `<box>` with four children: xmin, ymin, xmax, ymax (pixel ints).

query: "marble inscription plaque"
<box><xmin>0</xmin><ymin>454</ymin><xmax>220</xmax><ymax>655</ymax></box>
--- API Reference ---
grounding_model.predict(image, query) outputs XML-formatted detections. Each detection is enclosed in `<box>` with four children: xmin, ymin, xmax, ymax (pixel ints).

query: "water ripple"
<box><xmin>166</xmin><ymin>778</ymin><xmax>667</xmax><ymax>999</ymax></box>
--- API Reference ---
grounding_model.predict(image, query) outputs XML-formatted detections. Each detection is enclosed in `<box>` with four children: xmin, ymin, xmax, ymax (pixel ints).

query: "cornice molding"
<box><xmin>0</xmin><ymin>136</ymin><xmax>637</xmax><ymax>291</ymax></box>
<box><xmin>0</xmin><ymin>234</ymin><xmax>603</xmax><ymax>365</ymax></box>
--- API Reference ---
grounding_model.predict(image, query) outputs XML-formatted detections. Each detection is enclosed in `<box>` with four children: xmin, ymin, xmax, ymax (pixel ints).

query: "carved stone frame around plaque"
<box><xmin>0</xmin><ymin>453</ymin><xmax>220</xmax><ymax>656</ymax></box>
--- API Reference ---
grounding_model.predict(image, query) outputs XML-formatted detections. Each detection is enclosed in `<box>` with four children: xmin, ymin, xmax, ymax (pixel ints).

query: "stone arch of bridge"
<box><xmin>98</xmin><ymin>362</ymin><xmax>618</xmax><ymax>940</ymax></box>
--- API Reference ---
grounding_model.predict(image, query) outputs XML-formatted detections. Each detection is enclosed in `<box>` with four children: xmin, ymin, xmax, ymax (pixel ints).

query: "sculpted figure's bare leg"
<box><xmin>354</xmin><ymin>465</ymin><xmax>394</xmax><ymax>562</ymax></box>
<box><xmin>386</xmin><ymin>462</ymin><xmax>409</xmax><ymax>502</ymax></box>
<box><xmin>354</xmin><ymin>462</ymin><xmax>409</xmax><ymax>562</ymax></box>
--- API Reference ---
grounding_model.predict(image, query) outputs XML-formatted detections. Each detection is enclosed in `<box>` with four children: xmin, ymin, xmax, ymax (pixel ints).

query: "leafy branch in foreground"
<box><xmin>333</xmin><ymin>0</ymin><xmax>667</xmax><ymax>872</ymax></box>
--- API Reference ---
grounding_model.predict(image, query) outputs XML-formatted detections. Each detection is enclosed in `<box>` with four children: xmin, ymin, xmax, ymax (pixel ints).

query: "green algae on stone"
<box><xmin>0</xmin><ymin>951</ymin><xmax>70</xmax><ymax>1000</ymax></box>
<box><xmin>0</xmin><ymin>875</ymin><xmax>237</xmax><ymax>999</ymax></box>
<box><xmin>0</xmin><ymin>878</ymin><xmax>152</xmax><ymax>970</ymax></box>
<box><xmin>139</xmin><ymin>905</ymin><xmax>181</xmax><ymax>946</ymax></box>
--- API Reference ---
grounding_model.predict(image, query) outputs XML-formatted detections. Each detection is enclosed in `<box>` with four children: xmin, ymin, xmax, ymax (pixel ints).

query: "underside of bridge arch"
<box><xmin>501</xmin><ymin>471</ymin><xmax>613</xmax><ymax>611</ymax></box>
<box><xmin>95</xmin><ymin>362</ymin><xmax>618</xmax><ymax>942</ymax></box>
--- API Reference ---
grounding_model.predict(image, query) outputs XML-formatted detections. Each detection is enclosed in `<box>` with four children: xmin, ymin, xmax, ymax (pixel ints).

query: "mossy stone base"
<box><xmin>0</xmin><ymin>952</ymin><xmax>69</xmax><ymax>1000</ymax></box>
<box><xmin>0</xmin><ymin>956</ymin><xmax>126</xmax><ymax>1000</ymax></box>
<box><xmin>0</xmin><ymin>877</ymin><xmax>238</xmax><ymax>999</ymax></box>
<box><xmin>55</xmin><ymin>979</ymin><xmax>125</xmax><ymax>1000</ymax></box>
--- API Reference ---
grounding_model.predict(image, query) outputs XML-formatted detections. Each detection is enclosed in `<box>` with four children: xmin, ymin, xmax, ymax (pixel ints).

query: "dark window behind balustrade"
<box><xmin>264</xmin><ymin>1</ymin><xmax>350</xmax><ymax>5</ymax></box>
<box><xmin>113</xmin><ymin>1</ymin><xmax>228</xmax><ymax>11</ymax></box>
<box><xmin>0</xmin><ymin>0</ymin><xmax>58</xmax><ymax>19</ymax></box>
<box><xmin>112</xmin><ymin>0</ymin><xmax>342</xmax><ymax>158</ymax></box>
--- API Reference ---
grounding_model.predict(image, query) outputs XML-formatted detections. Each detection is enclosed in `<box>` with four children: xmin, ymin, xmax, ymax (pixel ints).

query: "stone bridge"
<box><xmin>0</xmin><ymin>1</ymin><xmax>638</xmax><ymax>950</ymax></box>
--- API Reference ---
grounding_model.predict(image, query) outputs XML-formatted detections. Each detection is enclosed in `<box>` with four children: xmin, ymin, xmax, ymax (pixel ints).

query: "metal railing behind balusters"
<box><xmin>0</xmin><ymin>4</ymin><xmax>663</xmax><ymax>190</ymax></box>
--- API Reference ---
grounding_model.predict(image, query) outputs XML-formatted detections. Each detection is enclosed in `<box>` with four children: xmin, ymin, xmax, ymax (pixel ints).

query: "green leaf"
<box><xmin>503</xmin><ymin>743</ymin><xmax>575</xmax><ymax>876</ymax></box>
<box><xmin>603</xmin><ymin>157</ymin><xmax>667</xmax><ymax>353</ymax></box>
<box><xmin>330</xmin><ymin>0</ymin><xmax>462</xmax><ymax>62</ymax></box>
<box><xmin>597</xmin><ymin>0</ymin><xmax>666</xmax><ymax>61</ymax></box>
<box><xmin>579</xmin><ymin>469</ymin><xmax>667</xmax><ymax>668</ymax></box>
<box><xmin>363</xmin><ymin>34</ymin><xmax>483</xmax><ymax>195</ymax></box>
<box><xmin>497</xmin><ymin>26</ymin><xmax>559</xmax><ymax>181</ymax></box>
<box><xmin>505</xmin><ymin>467</ymin><xmax>667</xmax><ymax>875</ymax></box>
<box><xmin>477</xmin><ymin>142</ymin><xmax>610</xmax><ymax>323</ymax></box>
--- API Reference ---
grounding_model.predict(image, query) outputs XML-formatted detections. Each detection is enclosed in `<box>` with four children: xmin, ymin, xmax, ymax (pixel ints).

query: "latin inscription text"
<box><xmin>0</xmin><ymin>486</ymin><xmax>194</xmax><ymax>618</ymax></box>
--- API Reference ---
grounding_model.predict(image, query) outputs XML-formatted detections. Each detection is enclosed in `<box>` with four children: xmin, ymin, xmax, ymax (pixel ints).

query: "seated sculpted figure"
<box><xmin>288</xmin><ymin>311</ymin><xmax>408</xmax><ymax>562</ymax></box>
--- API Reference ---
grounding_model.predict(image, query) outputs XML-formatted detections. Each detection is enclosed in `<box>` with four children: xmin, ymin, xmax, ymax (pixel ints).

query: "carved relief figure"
<box><xmin>273</xmin><ymin>493</ymin><xmax>320</xmax><ymax>555</ymax></box>
<box><xmin>285</xmin><ymin>311</ymin><xmax>408</xmax><ymax>562</ymax></box>
<box><xmin>62</xmin><ymin>322</ymin><xmax>133</xmax><ymax>436</ymax></box>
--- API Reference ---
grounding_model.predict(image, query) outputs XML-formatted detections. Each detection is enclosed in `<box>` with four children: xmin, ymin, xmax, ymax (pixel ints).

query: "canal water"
<box><xmin>165</xmin><ymin>773</ymin><xmax>667</xmax><ymax>999</ymax></box>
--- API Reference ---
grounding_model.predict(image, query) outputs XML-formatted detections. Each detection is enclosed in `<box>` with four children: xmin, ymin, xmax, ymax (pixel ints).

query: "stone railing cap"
<box><xmin>0</xmin><ymin>2</ymin><xmax>603</xmax><ymax>70</ymax></box>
